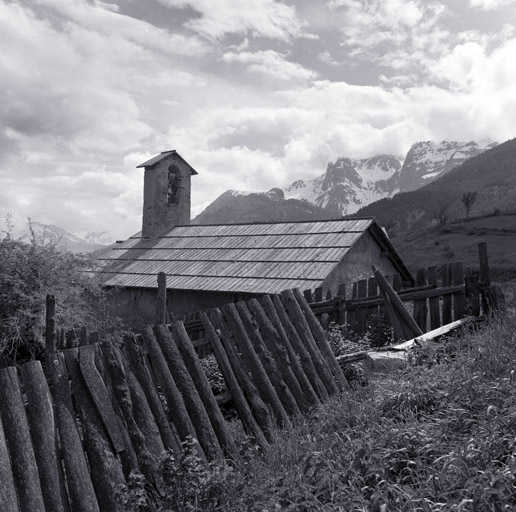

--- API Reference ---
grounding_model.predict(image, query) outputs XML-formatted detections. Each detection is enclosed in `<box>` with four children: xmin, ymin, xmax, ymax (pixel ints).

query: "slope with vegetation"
<box><xmin>357</xmin><ymin>138</ymin><xmax>516</xmax><ymax>234</ymax></box>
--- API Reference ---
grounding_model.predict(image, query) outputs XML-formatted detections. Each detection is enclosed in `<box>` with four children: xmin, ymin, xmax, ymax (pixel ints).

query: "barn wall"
<box><xmin>105</xmin><ymin>286</ymin><xmax>261</xmax><ymax>327</ymax></box>
<box><xmin>322</xmin><ymin>231</ymin><xmax>398</xmax><ymax>295</ymax></box>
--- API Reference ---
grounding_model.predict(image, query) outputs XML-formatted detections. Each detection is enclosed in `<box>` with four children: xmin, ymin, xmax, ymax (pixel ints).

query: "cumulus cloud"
<box><xmin>469</xmin><ymin>0</ymin><xmax>516</xmax><ymax>9</ymax></box>
<box><xmin>157</xmin><ymin>0</ymin><xmax>310</xmax><ymax>41</ymax></box>
<box><xmin>222</xmin><ymin>50</ymin><xmax>318</xmax><ymax>82</ymax></box>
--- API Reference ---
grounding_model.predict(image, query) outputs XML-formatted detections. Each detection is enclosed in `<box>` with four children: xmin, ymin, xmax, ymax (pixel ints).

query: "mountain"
<box><xmin>17</xmin><ymin>221</ymin><xmax>110</xmax><ymax>254</ymax></box>
<box><xmin>193</xmin><ymin>188</ymin><xmax>333</xmax><ymax>225</ymax></box>
<box><xmin>396</xmin><ymin>139</ymin><xmax>498</xmax><ymax>192</ymax></box>
<box><xmin>356</xmin><ymin>138</ymin><xmax>516</xmax><ymax>233</ymax></box>
<box><xmin>282</xmin><ymin>140</ymin><xmax>497</xmax><ymax>217</ymax></box>
<box><xmin>283</xmin><ymin>155</ymin><xmax>402</xmax><ymax>216</ymax></box>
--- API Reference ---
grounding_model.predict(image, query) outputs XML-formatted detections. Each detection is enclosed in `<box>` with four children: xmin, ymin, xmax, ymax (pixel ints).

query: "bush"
<box><xmin>0</xmin><ymin>216</ymin><xmax>112</xmax><ymax>367</ymax></box>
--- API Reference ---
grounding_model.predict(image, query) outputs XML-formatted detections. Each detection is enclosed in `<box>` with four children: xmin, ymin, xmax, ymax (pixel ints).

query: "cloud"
<box><xmin>157</xmin><ymin>0</ymin><xmax>310</xmax><ymax>41</ymax></box>
<box><xmin>221</xmin><ymin>50</ymin><xmax>318</xmax><ymax>82</ymax></box>
<box><xmin>469</xmin><ymin>0</ymin><xmax>516</xmax><ymax>10</ymax></box>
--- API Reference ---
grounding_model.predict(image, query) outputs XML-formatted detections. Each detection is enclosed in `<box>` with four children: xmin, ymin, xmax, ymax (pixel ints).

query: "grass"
<box><xmin>118</xmin><ymin>298</ymin><xmax>516</xmax><ymax>511</ymax></box>
<box><xmin>391</xmin><ymin>213</ymin><xmax>516</xmax><ymax>282</ymax></box>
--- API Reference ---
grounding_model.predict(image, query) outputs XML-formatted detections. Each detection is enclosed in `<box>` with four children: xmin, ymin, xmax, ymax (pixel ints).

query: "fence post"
<box><xmin>156</xmin><ymin>272</ymin><xmax>167</xmax><ymax>325</ymax></box>
<box><xmin>427</xmin><ymin>266</ymin><xmax>441</xmax><ymax>329</ymax></box>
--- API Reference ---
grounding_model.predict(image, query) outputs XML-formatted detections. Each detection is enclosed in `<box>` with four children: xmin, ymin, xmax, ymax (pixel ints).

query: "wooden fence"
<box><xmin>181</xmin><ymin>242</ymin><xmax>503</xmax><ymax>355</ymax></box>
<box><xmin>0</xmin><ymin>289</ymin><xmax>348</xmax><ymax>512</ymax></box>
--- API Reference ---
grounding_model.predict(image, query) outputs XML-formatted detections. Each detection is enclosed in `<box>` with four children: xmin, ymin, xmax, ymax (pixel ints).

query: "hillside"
<box><xmin>390</xmin><ymin>213</ymin><xmax>516</xmax><ymax>282</ymax></box>
<box><xmin>193</xmin><ymin>188</ymin><xmax>334</xmax><ymax>224</ymax></box>
<box><xmin>357</xmin><ymin>138</ymin><xmax>516</xmax><ymax>233</ymax></box>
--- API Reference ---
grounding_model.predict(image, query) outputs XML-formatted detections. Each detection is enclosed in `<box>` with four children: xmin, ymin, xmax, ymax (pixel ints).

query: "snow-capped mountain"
<box><xmin>284</xmin><ymin>155</ymin><xmax>402</xmax><ymax>216</ymax></box>
<box><xmin>282</xmin><ymin>140</ymin><xmax>498</xmax><ymax>216</ymax></box>
<box><xmin>17</xmin><ymin>221</ymin><xmax>111</xmax><ymax>253</ymax></box>
<box><xmin>396</xmin><ymin>140</ymin><xmax>498</xmax><ymax>193</ymax></box>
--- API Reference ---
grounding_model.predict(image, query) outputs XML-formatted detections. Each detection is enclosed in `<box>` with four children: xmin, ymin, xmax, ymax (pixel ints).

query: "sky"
<box><xmin>1</xmin><ymin>0</ymin><xmax>516</xmax><ymax>241</ymax></box>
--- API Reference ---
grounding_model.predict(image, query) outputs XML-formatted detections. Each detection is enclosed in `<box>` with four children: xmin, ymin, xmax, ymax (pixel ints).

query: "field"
<box><xmin>391</xmin><ymin>213</ymin><xmax>516</xmax><ymax>284</ymax></box>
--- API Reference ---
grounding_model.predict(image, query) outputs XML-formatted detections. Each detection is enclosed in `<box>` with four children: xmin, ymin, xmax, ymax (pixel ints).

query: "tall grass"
<box><xmin>118</xmin><ymin>303</ymin><xmax>516</xmax><ymax>511</ymax></box>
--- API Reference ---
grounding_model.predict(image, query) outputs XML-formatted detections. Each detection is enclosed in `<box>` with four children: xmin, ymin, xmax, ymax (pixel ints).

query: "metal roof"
<box><xmin>98</xmin><ymin>218</ymin><xmax>412</xmax><ymax>294</ymax></box>
<box><xmin>136</xmin><ymin>150</ymin><xmax>198</xmax><ymax>175</ymax></box>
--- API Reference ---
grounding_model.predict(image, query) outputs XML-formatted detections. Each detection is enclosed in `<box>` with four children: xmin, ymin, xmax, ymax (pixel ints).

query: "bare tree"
<box><xmin>433</xmin><ymin>204</ymin><xmax>449</xmax><ymax>226</ymax></box>
<box><xmin>461</xmin><ymin>191</ymin><xmax>477</xmax><ymax>219</ymax></box>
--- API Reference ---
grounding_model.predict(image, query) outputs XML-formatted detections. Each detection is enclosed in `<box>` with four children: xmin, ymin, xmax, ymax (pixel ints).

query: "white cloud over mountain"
<box><xmin>1</xmin><ymin>0</ymin><xmax>515</xmax><ymax>238</ymax></box>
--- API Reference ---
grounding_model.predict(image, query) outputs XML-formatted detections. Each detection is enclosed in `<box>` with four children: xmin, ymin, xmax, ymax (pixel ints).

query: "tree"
<box><xmin>461</xmin><ymin>191</ymin><xmax>478</xmax><ymax>219</ymax></box>
<box><xmin>0</xmin><ymin>216</ymin><xmax>116</xmax><ymax>367</ymax></box>
<box><xmin>433</xmin><ymin>204</ymin><xmax>449</xmax><ymax>226</ymax></box>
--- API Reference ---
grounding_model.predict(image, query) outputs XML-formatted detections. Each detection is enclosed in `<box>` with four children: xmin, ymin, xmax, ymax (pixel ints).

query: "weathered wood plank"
<box><xmin>413</xmin><ymin>268</ymin><xmax>428</xmax><ymax>332</ymax></box>
<box><xmin>221</xmin><ymin>303</ymin><xmax>291</xmax><ymax>429</ymax></box>
<box><xmin>0</xmin><ymin>367</ymin><xmax>46</xmax><ymax>512</ymax></box>
<box><xmin>280</xmin><ymin>289</ymin><xmax>340</xmax><ymax>396</ymax></box>
<box><xmin>465</xmin><ymin>267</ymin><xmax>480</xmax><ymax>317</ymax></box>
<box><xmin>201</xmin><ymin>312</ymin><xmax>268</xmax><ymax>449</ymax></box>
<box><xmin>142</xmin><ymin>326</ymin><xmax>199</xmax><ymax>452</ymax></box>
<box><xmin>49</xmin><ymin>353</ymin><xmax>100</xmax><ymax>512</ymax></box>
<box><xmin>291</xmin><ymin>289</ymin><xmax>349</xmax><ymax>392</ymax></box>
<box><xmin>156</xmin><ymin>271</ymin><xmax>167</xmax><ymax>325</ymax></box>
<box><xmin>124</xmin><ymin>334</ymin><xmax>180</xmax><ymax>454</ymax></box>
<box><xmin>356</xmin><ymin>279</ymin><xmax>368</xmax><ymax>334</ymax></box>
<box><xmin>154</xmin><ymin>324</ymin><xmax>223</xmax><ymax>460</ymax></box>
<box><xmin>441</xmin><ymin>263</ymin><xmax>453</xmax><ymax>325</ymax></box>
<box><xmin>248</xmin><ymin>298</ymin><xmax>312</xmax><ymax>413</ymax></box>
<box><xmin>260</xmin><ymin>295</ymin><xmax>320</xmax><ymax>407</ymax></box>
<box><xmin>69</xmin><ymin>353</ymin><xmax>126</xmax><ymax>512</ymax></box>
<box><xmin>427</xmin><ymin>266</ymin><xmax>441</xmax><ymax>330</ymax></box>
<box><xmin>21</xmin><ymin>361</ymin><xmax>68</xmax><ymax>512</ymax></box>
<box><xmin>170</xmin><ymin>320</ymin><xmax>237</xmax><ymax>459</ymax></box>
<box><xmin>0</xmin><ymin>408</ymin><xmax>19</xmax><ymax>512</ymax></box>
<box><xmin>236</xmin><ymin>301</ymin><xmax>301</xmax><ymax>417</ymax></box>
<box><xmin>101</xmin><ymin>342</ymin><xmax>159</xmax><ymax>482</ymax></box>
<box><xmin>452</xmin><ymin>262</ymin><xmax>465</xmax><ymax>321</ymax></box>
<box><xmin>210</xmin><ymin>308</ymin><xmax>275</xmax><ymax>439</ymax></box>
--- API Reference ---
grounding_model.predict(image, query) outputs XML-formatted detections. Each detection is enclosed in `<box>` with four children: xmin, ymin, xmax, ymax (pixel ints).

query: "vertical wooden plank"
<box><xmin>142</xmin><ymin>327</ymin><xmax>199</xmax><ymax>452</ymax></box>
<box><xmin>291</xmin><ymin>289</ymin><xmax>349</xmax><ymax>392</ymax></box>
<box><xmin>0</xmin><ymin>367</ymin><xmax>46</xmax><ymax>512</ymax></box>
<box><xmin>304</xmin><ymin>289</ymin><xmax>313</xmax><ymax>303</ymax></box>
<box><xmin>427</xmin><ymin>266</ymin><xmax>441</xmax><ymax>329</ymax></box>
<box><xmin>209</xmin><ymin>309</ymin><xmax>276</xmax><ymax>439</ymax></box>
<box><xmin>248</xmin><ymin>298</ymin><xmax>312</xmax><ymax>413</ymax></box>
<box><xmin>478</xmin><ymin>241</ymin><xmax>490</xmax><ymax>287</ymax></box>
<box><xmin>392</xmin><ymin>273</ymin><xmax>402</xmax><ymax>292</ymax></box>
<box><xmin>465</xmin><ymin>267</ymin><xmax>481</xmax><ymax>317</ymax></box>
<box><xmin>280</xmin><ymin>290</ymin><xmax>339</xmax><ymax>396</ymax></box>
<box><xmin>267</xmin><ymin>295</ymin><xmax>327</xmax><ymax>402</ymax></box>
<box><xmin>260</xmin><ymin>295</ymin><xmax>320</xmax><ymax>407</ymax></box>
<box><xmin>68</xmin><ymin>354</ymin><xmax>126</xmax><ymax>512</ymax></box>
<box><xmin>156</xmin><ymin>272</ymin><xmax>167</xmax><ymax>325</ymax></box>
<box><xmin>374</xmin><ymin>267</ymin><xmax>424</xmax><ymax>340</ymax></box>
<box><xmin>170</xmin><ymin>321</ymin><xmax>237</xmax><ymax>459</ymax></box>
<box><xmin>347</xmin><ymin>281</ymin><xmax>358</xmax><ymax>332</ymax></box>
<box><xmin>366</xmin><ymin>277</ymin><xmax>379</xmax><ymax>328</ymax></box>
<box><xmin>452</xmin><ymin>262</ymin><xmax>465</xmax><ymax>321</ymax></box>
<box><xmin>201</xmin><ymin>313</ymin><xmax>268</xmax><ymax>449</ymax></box>
<box><xmin>154</xmin><ymin>325</ymin><xmax>223</xmax><ymax>461</ymax></box>
<box><xmin>221</xmin><ymin>304</ymin><xmax>291</xmax><ymax>429</ymax></box>
<box><xmin>21</xmin><ymin>361</ymin><xmax>68</xmax><ymax>512</ymax></box>
<box><xmin>45</xmin><ymin>294</ymin><xmax>56</xmax><ymax>360</ymax></box>
<box><xmin>356</xmin><ymin>279</ymin><xmax>368</xmax><ymax>335</ymax></box>
<box><xmin>0</xmin><ymin>409</ymin><xmax>19</xmax><ymax>512</ymax></box>
<box><xmin>124</xmin><ymin>334</ymin><xmax>180</xmax><ymax>454</ymax></box>
<box><xmin>314</xmin><ymin>287</ymin><xmax>324</xmax><ymax>302</ymax></box>
<box><xmin>236</xmin><ymin>301</ymin><xmax>301</xmax><ymax>417</ymax></box>
<box><xmin>49</xmin><ymin>353</ymin><xmax>100</xmax><ymax>512</ymax></box>
<box><xmin>441</xmin><ymin>263</ymin><xmax>453</xmax><ymax>325</ymax></box>
<box><xmin>413</xmin><ymin>269</ymin><xmax>428</xmax><ymax>332</ymax></box>
<box><xmin>100</xmin><ymin>343</ymin><xmax>159</xmax><ymax>482</ymax></box>
<box><xmin>337</xmin><ymin>283</ymin><xmax>347</xmax><ymax>326</ymax></box>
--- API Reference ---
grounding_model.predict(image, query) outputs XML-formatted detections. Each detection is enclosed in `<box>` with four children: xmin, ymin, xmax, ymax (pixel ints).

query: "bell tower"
<box><xmin>137</xmin><ymin>150</ymin><xmax>198</xmax><ymax>239</ymax></box>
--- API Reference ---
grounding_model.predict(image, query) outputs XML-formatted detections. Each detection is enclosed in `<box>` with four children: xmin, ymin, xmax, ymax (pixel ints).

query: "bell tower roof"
<box><xmin>137</xmin><ymin>150</ymin><xmax>198</xmax><ymax>175</ymax></box>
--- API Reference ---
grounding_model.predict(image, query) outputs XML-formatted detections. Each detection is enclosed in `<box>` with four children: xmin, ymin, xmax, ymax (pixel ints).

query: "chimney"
<box><xmin>137</xmin><ymin>150</ymin><xmax>198</xmax><ymax>239</ymax></box>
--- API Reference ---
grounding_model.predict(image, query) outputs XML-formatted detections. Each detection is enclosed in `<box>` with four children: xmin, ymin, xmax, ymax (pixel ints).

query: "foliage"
<box><xmin>461</xmin><ymin>191</ymin><xmax>478</xmax><ymax>219</ymax></box>
<box><xmin>0</xmin><ymin>216</ymin><xmax>114</xmax><ymax>367</ymax></box>
<box><xmin>200</xmin><ymin>355</ymin><xmax>226</xmax><ymax>395</ymax></box>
